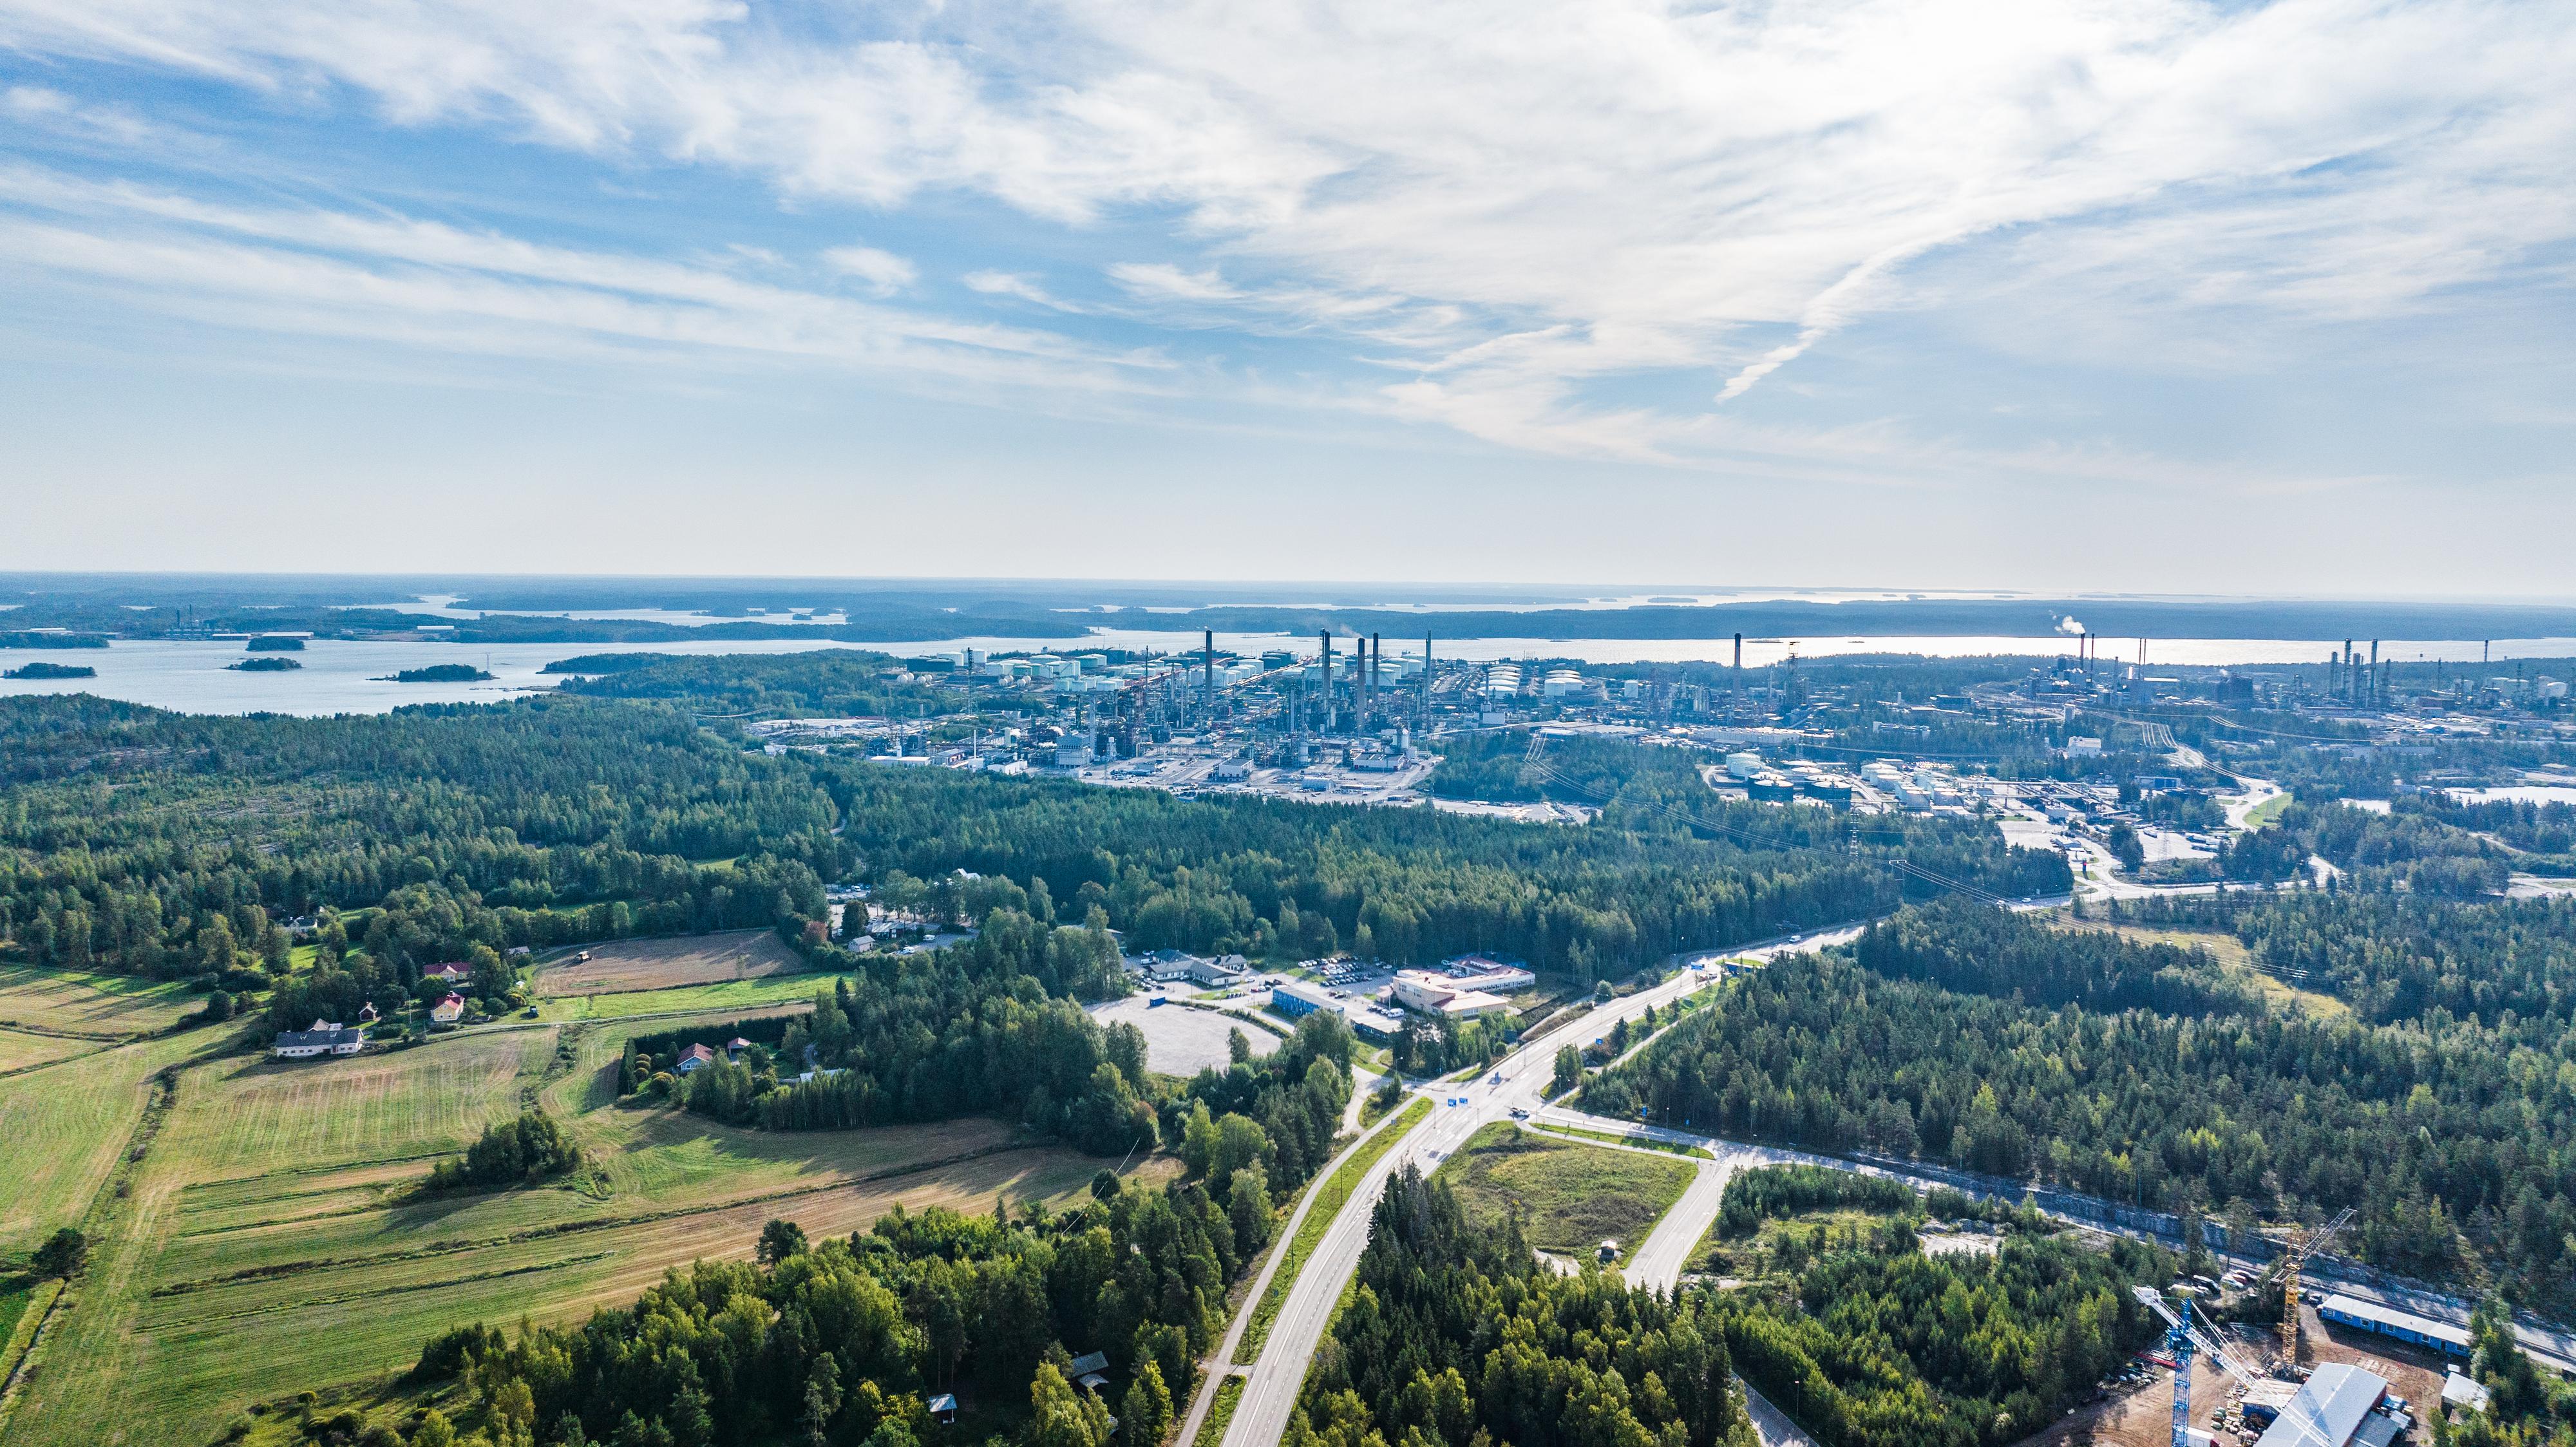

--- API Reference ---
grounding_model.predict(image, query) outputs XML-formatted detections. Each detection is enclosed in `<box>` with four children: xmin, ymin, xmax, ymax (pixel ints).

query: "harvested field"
<box><xmin>532</xmin><ymin>931</ymin><xmax>811</xmax><ymax>998</ymax></box>
<box><xmin>0</xmin><ymin>964</ymin><xmax>202</xmax><ymax>1037</ymax></box>
<box><xmin>0</xmin><ymin>1026</ymin><xmax>90</xmax><ymax>1075</ymax></box>
<box><xmin>536</xmin><ymin>973</ymin><xmax>831</xmax><ymax>1023</ymax></box>
<box><xmin>0</xmin><ymin>1033</ymin><xmax>207</xmax><ymax>1257</ymax></box>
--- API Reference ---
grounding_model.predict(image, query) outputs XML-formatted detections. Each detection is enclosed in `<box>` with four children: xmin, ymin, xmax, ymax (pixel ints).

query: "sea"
<box><xmin>5</xmin><ymin>630</ymin><xmax>2574</xmax><ymax>717</ymax></box>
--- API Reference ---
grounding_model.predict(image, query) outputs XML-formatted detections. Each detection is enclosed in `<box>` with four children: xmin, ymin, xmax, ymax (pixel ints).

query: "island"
<box><xmin>245</xmin><ymin>635</ymin><xmax>307</xmax><ymax>652</ymax></box>
<box><xmin>3</xmin><ymin>661</ymin><xmax>97</xmax><ymax>679</ymax></box>
<box><xmin>379</xmin><ymin>663</ymin><xmax>495</xmax><ymax>683</ymax></box>
<box><xmin>229</xmin><ymin>656</ymin><xmax>303</xmax><ymax>672</ymax></box>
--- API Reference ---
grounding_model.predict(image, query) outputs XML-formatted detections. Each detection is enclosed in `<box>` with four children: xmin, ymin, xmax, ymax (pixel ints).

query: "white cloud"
<box><xmin>0</xmin><ymin>164</ymin><xmax>1157</xmax><ymax>395</ymax></box>
<box><xmin>0</xmin><ymin>0</ymin><xmax>2570</xmax><ymax>467</ymax></box>
<box><xmin>823</xmin><ymin>243</ymin><xmax>917</xmax><ymax>294</ymax></box>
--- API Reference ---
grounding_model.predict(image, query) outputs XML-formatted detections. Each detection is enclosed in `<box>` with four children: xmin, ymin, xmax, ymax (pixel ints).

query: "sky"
<box><xmin>1</xmin><ymin>0</ymin><xmax>2572</xmax><ymax>592</ymax></box>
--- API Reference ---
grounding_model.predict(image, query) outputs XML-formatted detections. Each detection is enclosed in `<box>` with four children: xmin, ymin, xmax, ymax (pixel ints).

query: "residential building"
<box><xmin>273</xmin><ymin>1019</ymin><xmax>364</xmax><ymax>1059</ymax></box>
<box><xmin>675</xmin><ymin>1043</ymin><xmax>720</xmax><ymax>1074</ymax></box>
<box><xmin>430</xmin><ymin>992</ymin><xmax>466</xmax><ymax>1025</ymax></box>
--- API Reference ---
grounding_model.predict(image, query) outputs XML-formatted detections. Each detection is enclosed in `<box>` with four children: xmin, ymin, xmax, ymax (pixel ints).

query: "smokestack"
<box><xmin>1320</xmin><ymin>630</ymin><xmax>1333</xmax><ymax>732</ymax></box>
<box><xmin>1424</xmin><ymin>634</ymin><xmax>1434</xmax><ymax>726</ymax></box>
<box><xmin>1733</xmin><ymin>632</ymin><xmax>1742</xmax><ymax>674</ymax></box>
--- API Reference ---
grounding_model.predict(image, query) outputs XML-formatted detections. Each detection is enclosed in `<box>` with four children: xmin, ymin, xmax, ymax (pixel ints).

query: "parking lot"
<box><xmin>1090</xmin><ymin>994</ymin><xmax>1280</xmax><ymax>1075</ymax></box>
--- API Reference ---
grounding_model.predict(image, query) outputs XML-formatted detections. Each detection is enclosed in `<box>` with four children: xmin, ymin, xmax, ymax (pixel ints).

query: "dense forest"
<box><xmin>1583</xmin><ymin>903</ymin><xmax>2576</xmax><ymax>1312</ymax></box>
<box><xmin>547</xmin><ymin>650</ymin><xmax>1005</xmax><ymax>720</ymax></box>
<box><xmin>0</xmin><ymin>695</ymin><xmax>842</xmax><ymax>982</ymax></box>
<box><xmin>407</xmin><ymin>1183</ymin><xmax>1242</xmax><ymax>1447</ymax></box>
<box><xmin>1291</xmin><ymin>1166</ymin><xmax>1750</xmax><ymax>1447</ymax></box>
<box><xmin>2110</xmin><ymin>891</ymin><xmax>2576</xmax><ymax>1034</ymax></box>
<box><xmin>0</xmin><ymin>695</ymin><xmax>2061</xmax><ymax>994</ymax></box>
<box><xmin>1712</xmin><ymin>1198</ymin><xmax>2167</xmax><ymax>1447</ymax></box>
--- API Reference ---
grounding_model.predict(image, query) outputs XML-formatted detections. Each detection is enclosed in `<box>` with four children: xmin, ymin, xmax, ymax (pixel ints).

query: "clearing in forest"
<box><xmin>530</xmin><ymin>930</ymin><xmax>811</xmax><ymax>997</ymax></box>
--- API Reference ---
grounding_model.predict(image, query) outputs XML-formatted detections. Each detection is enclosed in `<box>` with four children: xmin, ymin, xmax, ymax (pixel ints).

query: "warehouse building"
<box><xmin>2252</xmin><ymin>1364</ymin><xmax>2400</xmax><ymax>1447</ymax></box>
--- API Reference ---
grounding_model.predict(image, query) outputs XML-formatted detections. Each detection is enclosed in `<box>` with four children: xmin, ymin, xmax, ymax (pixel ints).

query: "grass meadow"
<box><xmin>1435</xmin><ymin>1121</ymin><xmax>1696</xmax><ymax>1256</ymax></box>
<box><xmin>2</xmin><ymin>999</ymin><xmax>1148</xmax><ymax>1447</ymax></box>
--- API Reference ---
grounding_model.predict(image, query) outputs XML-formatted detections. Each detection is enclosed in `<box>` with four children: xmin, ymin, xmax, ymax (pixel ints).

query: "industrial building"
<box><xmin>1269</xmin><ymin>979</ymin><xmax>1341</xmax><ymax>1020</ymax></box>
<box><xmin>2249</xmin><ymin>1364</ymin><xmax>2403</xmax><ymax>1447</ymax></box>
<box><xmin>2316</xmin><ymin>1294</ymin><xmax>2474</xmax><ymax>1358</ymax></box>
<box><xmin>1390</xmin><ymin>969</ymin><xmax>1511</xmax><ymax>1018</ymax></box>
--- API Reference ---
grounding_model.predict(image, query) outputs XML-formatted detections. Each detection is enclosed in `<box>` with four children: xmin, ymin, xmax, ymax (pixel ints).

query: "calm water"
<box><xmin>5</xmin><ymin>633</ymin><xmax>2573</xmax><ymax>716</ymax></box>
<box><xmin>0</xmin><ymin>638</ymin><xmax>851</xmax><ymax>716</ymax></box>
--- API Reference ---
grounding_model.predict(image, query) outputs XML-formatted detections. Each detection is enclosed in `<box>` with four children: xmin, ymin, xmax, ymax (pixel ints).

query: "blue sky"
<box><xmin>2</xmin><ymin>0</ymin><xmax>2571</xmax><ymax>591</ymax></box>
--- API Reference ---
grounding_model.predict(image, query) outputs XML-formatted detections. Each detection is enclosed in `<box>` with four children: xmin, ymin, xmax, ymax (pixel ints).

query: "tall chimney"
<box><xmin>1320</xmin><ymin>630</ymin><xmax>1333</xmax><ymax>732</ymax></box>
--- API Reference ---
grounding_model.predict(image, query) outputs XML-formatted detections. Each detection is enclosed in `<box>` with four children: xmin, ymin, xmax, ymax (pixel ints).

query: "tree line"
<box><xmin>1714</xmin><ymin>1211</ymin><xmax>2166</xmax><ymax>1447</ymax></box>
<box><xmin>1582</xmin><ymin>902</ymin><xmax>2576</xmax><ymax>1314</ymax></box>
<box><xmin>404</xmin><ymin>1179</ymin><xmax>1248</xmax><ymax>1447</ymax></box>
<box><xmin>1291</xmin><ymin>1164</ymin><xmax>1749</xmax><ymax>1447</ymax></box>
<box><xmin>3</xmin><ymin>694</ymin><xmax>2061</xmax><ymax>996</ymax></box>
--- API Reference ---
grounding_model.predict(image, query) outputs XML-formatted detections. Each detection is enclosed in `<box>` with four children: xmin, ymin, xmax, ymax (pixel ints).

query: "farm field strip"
<box><xmin>535</xmin><ymin>972</ymin><xmax>834</xmax><ymax>1021</ymax></box>
<box><xmin>0</xmin><ymin>1026</ymin><xmax>90</xmax><ymax>1074</ymax></box>
<box><xmin>0</xmin><ymin>964</ymin><xmax>204</xmax><ymax>1037</ymax></box>
<box><xmin>531</xmin><ymin>929</ymin><xmax>811</xmax><ymax>998</ymax></box>
<box><xmin>154</xmin><ymin>1135</ymin><xmax>1043</xmax><ymax>1289</ymax></box>
<box><xmin>167</xmin><ymin>1033</ymin><xmax>546</xmax><ymax>1175</ymax></box>
<box><xmin>13</xmin><ymin>1142</ymin><xmax>1115</xmax><ymax>1447</ymax></box>
<box><xmin>0</xmin><ymin>1032</ymin><xmax>209</xmax><ymax>1256</ymax></box>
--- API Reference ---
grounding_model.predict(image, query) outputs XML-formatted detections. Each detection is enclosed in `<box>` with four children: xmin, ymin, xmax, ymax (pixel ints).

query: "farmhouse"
<box><xmin>422</xmin><ymin>963</ymin><xmax>469</xmax><ymax>987</ymax></box>
<box><xmin>676</xmin><ymin>1043</ymin><xmax>720</xmax><ymax>1074</ymax></box>
<box><xmin>430</xmin><ymin>992</ymin><xmax>466</xmax><ymax>1025</ymax></box>
<box><xmin>273</xmin><ymin>1019</ymin><xmax>364</xmax><ymax>1059</ymax></box>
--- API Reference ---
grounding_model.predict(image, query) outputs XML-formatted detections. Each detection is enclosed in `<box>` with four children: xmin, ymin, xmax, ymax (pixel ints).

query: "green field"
<box><xmin>532</xmin><ymin>972</ymin><xmax>834</xmax><ymax>1022</ymax></box>
<box><xmin>0</xmin><ymin>1032</ymin><xmax>212</xmax><ymax>1259</ymax></box>
<box><xmin>1435</xmin><ymin>1121</ymin><xmax>1695</xmax><ymax>1256</ymax></box>
<box><xmin>2244</xmin><ymin>791</ymin><xmax>2295</xmax><ymax>828</ymax></box>
<box><xmin>0</xmin><ymin>1028</ymin><xmax>90</xmax><ymax>1075</ymax></box>
<box><xmin>0</xmin><ymin>965</ymin><xmax>203</xmax><ymax>1038</ymax></box>
<box><xmin>1</xmin><ymin>1001</ymin><xmax>1151</xmax><ymax>1447</ymax></box>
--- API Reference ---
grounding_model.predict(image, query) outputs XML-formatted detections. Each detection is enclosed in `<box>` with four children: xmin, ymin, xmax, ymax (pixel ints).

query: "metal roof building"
<box><xmin>2252</xmin><ymin>1364</ymin><xmax>2388</xmax><ymax>1447</ymax></box>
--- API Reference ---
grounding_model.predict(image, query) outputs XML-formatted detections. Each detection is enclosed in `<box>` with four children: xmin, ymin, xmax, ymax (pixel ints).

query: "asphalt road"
<box><xmin>1221</xmin><ymin>922</ymin><xmax>1870</xmax><ymax>1447</ymax></box>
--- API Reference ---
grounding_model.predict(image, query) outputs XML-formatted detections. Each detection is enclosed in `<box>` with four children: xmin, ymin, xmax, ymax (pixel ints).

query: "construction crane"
<box><xmin>2277</xmin><ymin>1206</ymin><xmax>2357</xmax><ymax>1361</ymax></box>
<box><xmin>2133</xmin><ymin>1287</ymin><xmax>2280</xmax><ymax>1447</ymax></box>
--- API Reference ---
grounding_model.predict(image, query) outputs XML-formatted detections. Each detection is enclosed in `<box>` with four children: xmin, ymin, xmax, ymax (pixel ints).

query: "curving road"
<box><xmin>1220</xmin><ymin>923</ymin><xmax>1871</xmax><ymax>1447</ymax></box>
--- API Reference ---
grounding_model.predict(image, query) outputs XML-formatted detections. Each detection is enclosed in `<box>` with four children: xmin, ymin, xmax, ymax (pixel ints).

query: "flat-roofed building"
<box><xmin>2317</xmin><ymin>1293</ymin><xmax>2473</xmax><ymax>1359</ymax></box>
<box><xmin>1391</xmin><ymin>970</ymin><xmax>1510</xmax><ymax>1019</ymax></box>
<box><xmin>1270</xmin><ymin>979</ymin><xmax>1340</xmax><ymax>1020</ymax></box>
